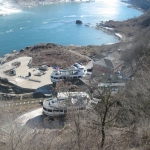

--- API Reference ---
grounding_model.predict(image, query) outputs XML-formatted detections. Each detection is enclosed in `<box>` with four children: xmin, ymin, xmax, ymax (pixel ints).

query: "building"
<box><xmin>92</xmin><ymin>50</ymin><xmax>123</xmax><ymax>76</ymax></box>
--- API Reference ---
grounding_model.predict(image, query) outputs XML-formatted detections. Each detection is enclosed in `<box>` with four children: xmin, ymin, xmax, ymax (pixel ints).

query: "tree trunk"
<box><xmin>101</xmin><ymin>126</ymin><xmax>105</xmax><ymax>149</ymax></box>
<box><xmin>100</xmin><ymin>107</ymin><xmax>108</xmax><ymax>149</ymax></box>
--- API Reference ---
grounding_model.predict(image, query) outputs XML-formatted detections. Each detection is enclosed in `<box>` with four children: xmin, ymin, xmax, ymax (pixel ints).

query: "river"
<box><xmin>0</xmin><ymin>0</ymin><xmax>143</xmax><ymax>56</ymax></box>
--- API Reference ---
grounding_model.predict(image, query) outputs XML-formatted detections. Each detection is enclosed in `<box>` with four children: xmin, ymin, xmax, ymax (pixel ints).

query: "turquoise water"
<box><xmin>0</xmin><ymin>0</ymin><xmax>143</xmax><ymax>56</ymax></box>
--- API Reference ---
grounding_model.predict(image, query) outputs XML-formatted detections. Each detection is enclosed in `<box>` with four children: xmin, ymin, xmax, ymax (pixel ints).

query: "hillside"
<box><xmin>1</xmin><ymin>1</ymin><xmax>150</xmax><ymax>150</ymax></box>
<box><xmin>96</xmin><ymin>9</ymin><xmax>150</xmax><ymax>43</ymax></box>
<box><xmin>7</xmin><ymin>43</ymin><xmax>92</xmax><ymax>68</ymax></box>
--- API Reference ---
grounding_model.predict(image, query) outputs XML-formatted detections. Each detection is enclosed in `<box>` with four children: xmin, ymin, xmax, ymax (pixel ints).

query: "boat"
<box><xmin>50</xmin><ymin>63</ymin><xmax>88</xmax><ymax>83</ymax></box>
<box><xmin>42</xmin><ymin>92</ymin><xmax>90</xmax><ymax>116</ymax></box>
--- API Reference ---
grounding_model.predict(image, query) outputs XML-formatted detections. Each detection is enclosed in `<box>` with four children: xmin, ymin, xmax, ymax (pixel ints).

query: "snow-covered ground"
<box><xmin>115</xmin><ymin>33</ymin><xmax>123</xmax><ymax>39</ymax></box>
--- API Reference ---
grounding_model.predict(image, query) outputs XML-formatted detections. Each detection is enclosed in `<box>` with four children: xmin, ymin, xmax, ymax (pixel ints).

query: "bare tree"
<box><xmin>85</xmin><ymin>83</ymin><xmax>126</xmax><ymax>149</ymax></box>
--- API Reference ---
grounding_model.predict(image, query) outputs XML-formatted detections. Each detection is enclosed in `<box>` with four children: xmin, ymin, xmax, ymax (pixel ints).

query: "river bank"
<box><xmin>16</xmin><ymin>0</ymin><xmax>149</xmax><ymax>12</ymax></box>
<box><xmin>95</xmin><ymin>23</ymin><xmax>126</xmax><ymax>42</ymax></box>
<box><xmin>95</xmin><ymin>7</ymin><xmax>150</xmax><ymax>44</ymax></box>
<box><xmin>16</xmin><ymin>0</ymin><xmax>87</xmax><ymax>9</ymax></box>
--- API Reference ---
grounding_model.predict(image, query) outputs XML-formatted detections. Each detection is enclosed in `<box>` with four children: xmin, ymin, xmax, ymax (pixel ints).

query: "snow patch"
<box><xmin>115</xmin><ymin>33</ymin><xmax>122</xmax><ymax>38</ymax></box>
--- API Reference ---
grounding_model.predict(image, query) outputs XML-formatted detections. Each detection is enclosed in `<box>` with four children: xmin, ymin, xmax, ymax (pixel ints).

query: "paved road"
<box><xmin>2</xmin><ymin>108</ymin><xmax>65</xmax><ymax>133</ymax></box>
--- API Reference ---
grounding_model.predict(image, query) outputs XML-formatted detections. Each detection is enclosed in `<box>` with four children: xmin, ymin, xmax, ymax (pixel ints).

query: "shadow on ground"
<box><xmin>33</xmin><ymin>84</ymin><xmax>53</xmax><ymax>98</ymax></box>
<box><xmin>35</xmin><ymin>84</ymin><xmax>52</xmax><ymax>94</ymax></box>
<box><xmin>25</xmin><ymin>115</ymin><xmax>65</xmax><ymax>129</ymax></box>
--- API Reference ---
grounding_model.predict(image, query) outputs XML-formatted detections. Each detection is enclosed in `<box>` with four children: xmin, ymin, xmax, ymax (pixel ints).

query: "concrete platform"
<box><xmin>0</xmin><ymin>57</ymin><xmax>53</xmax><ymax>91</ymax></box>
<box><xmin>85</xmin><ymin>60</ymin><xmax>93</xmax><ymax>69</ymax></box>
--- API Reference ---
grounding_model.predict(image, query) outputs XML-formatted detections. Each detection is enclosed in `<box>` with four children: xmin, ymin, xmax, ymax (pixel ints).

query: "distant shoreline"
<box><xmin>17</xmin><ymin>0</ymin><xmax>88</xmax><ymax>10</ymax></box>
<box><xmin>15</xmin><ymin>0</ymin><xmax>146</xmax><ymax>12</ymax></box>
<box><xmin>121</xmin><ymin>0</ymin><xmax>147</xmax><ymax>12</ymax></box>
<box><xmin>0</xmin><ymin>0</ymin><xmax>146</xmax><ymax>16</ymax></box>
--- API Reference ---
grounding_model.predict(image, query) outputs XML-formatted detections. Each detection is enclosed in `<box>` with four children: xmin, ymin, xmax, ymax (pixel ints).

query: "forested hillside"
<box><xmin>129</xmin><ymin>0</ymin><xmax>150</xmax><ymax>11</ymax></box>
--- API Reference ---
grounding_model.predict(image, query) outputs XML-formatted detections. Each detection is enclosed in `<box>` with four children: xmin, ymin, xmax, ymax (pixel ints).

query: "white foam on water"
<box><xmin>0</xmin><ymin>0</ymin><xmax>22</xmax><ymax>16</ymax></box>
<box><xmin>19</xmin><ymin>25</ymin><xmax>29</xmax><ymax>30</ymax></box>
<box><xmin>80</xmin><ymin>14</ymin><xmax>92</xmax><ymax>18</ymax></box>
<box><xmin>64</xmin><ymin>15</ymin><xmax>76</xmax><ymax>18</ymax></box>
<box><xmin>42</xmin><ymin>21</ymin><xmax>48</xmax><ymax>24</ymax></box>
<box><xmin>6</xmin><ymin>29</ymin><xmax>13</xmax><ymax>33</ymax></box>
<box><xmin>0</xmin><ymin>29</ymin><xmax>14</xmax><ymax>34</ymax></box>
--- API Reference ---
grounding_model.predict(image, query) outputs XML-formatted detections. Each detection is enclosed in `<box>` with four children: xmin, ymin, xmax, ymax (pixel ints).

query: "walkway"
<box><xmin>0</xmin><ymin>57</ymin><xmax>53</xmax><ymax>90</ymax></box>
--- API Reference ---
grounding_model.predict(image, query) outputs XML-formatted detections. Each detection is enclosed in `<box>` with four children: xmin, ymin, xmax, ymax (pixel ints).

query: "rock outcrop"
<box><xmin>76</xmin><ymin>20</ymin><xmax>82</xmax><ymax>24</ymax></box>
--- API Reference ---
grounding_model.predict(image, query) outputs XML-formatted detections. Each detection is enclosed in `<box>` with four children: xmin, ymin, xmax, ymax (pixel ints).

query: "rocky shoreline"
<box><xmin>95</xmin><ymin>23</ymin><xmax>126</xmax><ymax>42</ymax></box>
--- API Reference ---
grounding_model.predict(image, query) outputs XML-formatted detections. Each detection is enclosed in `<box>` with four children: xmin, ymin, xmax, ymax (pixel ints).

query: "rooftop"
<box><xmin>43</xmin><ymin>92</ymin><xmax>90</xmax><ymax>109</ymax></box>
<box><xmin>94</xmin><ymin>50</ymin><xmax>123</xmax><ymax>69</ymax></box>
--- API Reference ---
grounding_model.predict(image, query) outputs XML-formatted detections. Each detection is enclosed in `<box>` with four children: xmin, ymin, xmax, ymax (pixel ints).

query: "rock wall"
<box><xmin>0</xmin><ymin>93</ymin><xmax>33</xmax><ymax>101</ymax></box>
